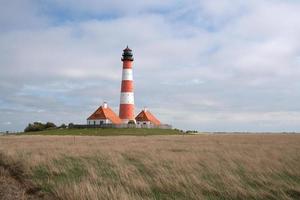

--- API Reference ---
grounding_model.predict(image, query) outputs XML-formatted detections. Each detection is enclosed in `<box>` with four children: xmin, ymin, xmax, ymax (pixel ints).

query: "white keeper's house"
<box><xmin>87</xmin><ymin>102</ymin><xmax>122</xmax><ymax>125</ymax></box>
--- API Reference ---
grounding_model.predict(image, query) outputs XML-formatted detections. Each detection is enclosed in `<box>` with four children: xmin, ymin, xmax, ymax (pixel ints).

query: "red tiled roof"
<box><xmin>87</xmin><ymin>106</ymin><xmax>122</xmax><ymax>124</ymax></box>
<box><xmin>135</xmin><ymin>110</ymin><xmax>161</xmax><ymax>125</ymax></box>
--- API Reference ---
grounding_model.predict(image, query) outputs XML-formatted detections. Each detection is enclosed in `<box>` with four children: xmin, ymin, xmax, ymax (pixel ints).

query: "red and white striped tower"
<box><xmin>119</xmin><ymin>46</ymin><xmax>135</xmax><ymax>123</ymax></box>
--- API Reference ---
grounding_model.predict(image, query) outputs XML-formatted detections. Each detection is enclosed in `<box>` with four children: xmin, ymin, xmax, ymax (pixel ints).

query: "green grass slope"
<box><xmin>23</xmin><ymin>128</ymin><xmax>181</xmax><ymax>136</ymax></box>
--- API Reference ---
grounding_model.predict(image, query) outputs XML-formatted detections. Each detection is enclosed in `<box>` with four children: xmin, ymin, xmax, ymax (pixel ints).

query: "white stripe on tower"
<box><xmin>120</xmin><ymin>92</ymin><xmax>134</xmax><ymax>104</ymax></box>
<box><xmin>122</xmin><ymin>69</ymin><xmax>133</xmax><ymax>80</ymax></box>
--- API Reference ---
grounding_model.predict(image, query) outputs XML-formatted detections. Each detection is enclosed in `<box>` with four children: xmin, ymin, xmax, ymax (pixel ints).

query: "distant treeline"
<box><xmin>24</xmin><ymin>122</ymin><xmax>74</xmax><ymax>132</ymax></box>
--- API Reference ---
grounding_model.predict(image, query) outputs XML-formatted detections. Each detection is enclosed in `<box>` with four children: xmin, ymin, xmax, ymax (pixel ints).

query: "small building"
<box><xmin>135</xmin><ymin>108</ymin><xmax>161</xmax><ymax>128</ymax></box>
<box><xmin>87</xmin><ymin>102</ymin><xmax>122</xmax><ymax>125</ymax></box>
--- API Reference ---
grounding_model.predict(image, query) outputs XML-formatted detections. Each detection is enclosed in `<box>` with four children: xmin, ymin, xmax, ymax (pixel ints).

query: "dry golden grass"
<box><xmin>1</xmin><ymin>134</ymin><xmax>300</xmax><ymax>200</ymax></box>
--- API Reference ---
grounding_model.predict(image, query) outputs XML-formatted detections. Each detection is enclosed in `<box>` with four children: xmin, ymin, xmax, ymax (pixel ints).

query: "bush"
<box><xmin>45</xmin><ymin>122</ymin><xmax>56</xmax><ymax>129</ymax></box>
<box><xmin>24</xmin><ymin>122</ymin><xmax>57</xmax><ymax>132</ymax></box>
<box><xmin>59</xmin><ymin>124</ymin><xmax>67</xmax><ymax>129</ymax></box>
<box><xmin>68</xmin><ymin>123</ymin><xmax>75</xmax><ymax>129</ymax></box>
<box><xmin>174</xmin><ymin>128</ymin><xmax>184</xmax><ymax>133</ymax></box>
<box><xmin>186</xmin><ymin>130</ymin><xmax>198</xmax><ymax>134</ymax></box>
<box><xmin>24</xmin><ymin>122</ymin><xmax>43</xmax><ymax>132</ymax></box>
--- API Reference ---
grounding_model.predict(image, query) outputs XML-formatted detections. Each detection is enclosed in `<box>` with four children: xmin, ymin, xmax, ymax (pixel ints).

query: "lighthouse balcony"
<box><xmin>121</xmin><ymin>57</ymin><xmax>134</xmax><ymax>61</ymax></box>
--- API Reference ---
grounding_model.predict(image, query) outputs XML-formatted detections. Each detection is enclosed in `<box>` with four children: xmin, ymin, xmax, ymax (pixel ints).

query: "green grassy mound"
<box><xmin>23</xmin><ymin>128</ymin><xmax>181</xmax><ymax>136</ymax></box>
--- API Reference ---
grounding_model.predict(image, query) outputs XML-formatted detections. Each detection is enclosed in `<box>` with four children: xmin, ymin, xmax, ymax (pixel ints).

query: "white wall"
<box><xmin>87</xmin><ymin>119</ymin><xmax>111</xmax><ymax>125</ymax></box>
<box><xmin>136</xmin><ymin>121</ymin><xmax>152</xmax><ymax>128</ymax></box>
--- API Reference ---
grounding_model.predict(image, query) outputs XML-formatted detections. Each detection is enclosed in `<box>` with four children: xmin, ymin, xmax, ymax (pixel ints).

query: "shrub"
<box><xmin>45</xmin><ymin>122</ymin><xmax>56</xmax><ymax>129</ymax></box>
<box><xmin>59</xmin><ymin>124</ymin><xmax>67</xmax><ymax>129</ymax></box>
<box><xmin>68</xmin><ymin>123</ymin><xmax>75</xmax><ymax>129</ymax></box>
<box><xmin>186</xmin><ymin>130</ymin><xmax>198</xmax><ymax>134</ymax></box>
<box><xmin>24</xmin><ymin>122</ymin><xmax>57</xmax><ymax>132</ymax></box>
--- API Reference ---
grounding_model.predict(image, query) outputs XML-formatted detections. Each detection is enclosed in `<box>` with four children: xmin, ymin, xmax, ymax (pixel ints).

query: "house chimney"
<box><xmin>103</xmin><ymin>102</ymin><xmax>108</xmax><ymax>109</ymax></box>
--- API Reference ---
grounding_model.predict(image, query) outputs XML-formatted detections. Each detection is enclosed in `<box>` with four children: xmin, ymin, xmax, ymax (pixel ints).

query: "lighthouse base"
<box><xmin>121</xmin><ymin>119</ymin><xmax>136</xmax><ymax>124</ymax></box>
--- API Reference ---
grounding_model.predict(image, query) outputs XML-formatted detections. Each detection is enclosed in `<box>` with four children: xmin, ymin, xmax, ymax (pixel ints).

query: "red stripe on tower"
<box><xmin>121</xmin><ymin>80</ymin><xmax>133</xmax><ymax>92</ymax></box>
<box><xmin>119</xmin><ymin>46</ymin><xmax>135</xmax><ymax>123</ymax></box>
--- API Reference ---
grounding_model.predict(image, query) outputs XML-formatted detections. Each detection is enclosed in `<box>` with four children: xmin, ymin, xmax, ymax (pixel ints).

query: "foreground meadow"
<box><xmin>0</xmin><ymin>134</ymin><xmax>300</xmax><ymax>200</ymax></box>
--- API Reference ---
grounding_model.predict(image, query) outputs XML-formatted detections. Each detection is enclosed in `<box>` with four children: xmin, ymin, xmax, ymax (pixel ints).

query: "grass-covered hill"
<box><xmin>22</xmin><ymin>128</ymin><xmax>182</xmax><ymax>136</ymax></box>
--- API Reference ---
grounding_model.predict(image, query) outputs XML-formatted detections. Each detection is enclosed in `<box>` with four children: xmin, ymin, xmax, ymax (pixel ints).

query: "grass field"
<box><xmin>0</xmin><ymin>134</ymin><xmax>300</xmax><ymax>200</ymax></box>
<box><xmin>22</xmin><ymin>128</ymin><xmax>181</xmax><ymax>136</ymax></box>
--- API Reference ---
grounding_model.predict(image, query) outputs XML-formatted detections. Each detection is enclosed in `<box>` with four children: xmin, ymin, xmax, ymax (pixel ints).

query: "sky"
<box><xmin>1</xmin><ymin>0</ymin><xmax>300</xmax><ymax>132</ymax></box>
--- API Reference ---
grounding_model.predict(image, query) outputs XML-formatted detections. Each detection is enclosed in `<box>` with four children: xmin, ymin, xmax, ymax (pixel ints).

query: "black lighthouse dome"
<box><xmin>122</xmin><ymin>46</ymin><xmax>134</xmax><ymax>61</ymax></box>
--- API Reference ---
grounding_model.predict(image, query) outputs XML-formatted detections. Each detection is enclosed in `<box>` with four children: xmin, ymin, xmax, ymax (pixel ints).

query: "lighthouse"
<box><xmin>119</xmin><ymin>46</ymin><xmax>135</xmax><ymax>123</ymax></box>
<box><xmin>86</xmin><ymin>46</ymin><xmax>168</xmax><ymax>128</ymax></box>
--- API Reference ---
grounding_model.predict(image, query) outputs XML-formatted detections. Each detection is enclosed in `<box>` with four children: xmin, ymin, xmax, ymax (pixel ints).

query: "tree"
<box><xmin>59</xmin><ymin>123</ymin><xmax>67</xmax><ymax>129</ymax></box>
<box><xmin>24</xmin><ymin>121</ymin><xmax>57</xmax><ymax>132</ymax></box>
<box><xmin>68</xmin><ymin>123</ymin><xmax>74</xmax><ymax>129</ymax></box>
<box><xmin>45</xmin><ymin>122</ymin><xmax>56</xmax><ymax>129</ymax></box>
<box><xmin>24</xmin><ymin>122</ymin><xmax>44</xmax><ymax>132</ymax></box>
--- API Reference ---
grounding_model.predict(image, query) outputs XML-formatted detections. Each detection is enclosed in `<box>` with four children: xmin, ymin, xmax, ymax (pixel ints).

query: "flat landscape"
<box><xmin>1</xmin><ymin>132</ymin><xmax>300</xmax><ymax>200</ymax></box>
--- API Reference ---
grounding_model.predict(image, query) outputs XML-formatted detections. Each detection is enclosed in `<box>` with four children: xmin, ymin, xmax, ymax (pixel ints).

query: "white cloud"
<box><xmin>0</xmin><ymin>0</ymin><xmax>48</xmax><ymax>31</ymax></box>
<box><xmin>1</xmin><ymin>0</ymin><xmax>300</xmax><ymax>131</ymax></box>
<box><xmin>40</xmin><ymin>0</ymin><xmax>175</xmax><ymax>17</ymax></box>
